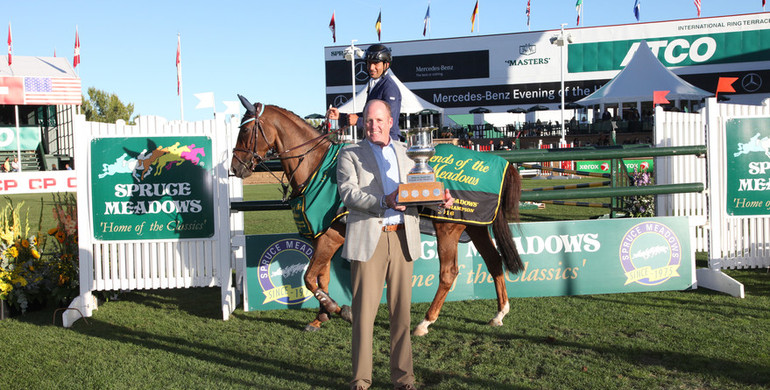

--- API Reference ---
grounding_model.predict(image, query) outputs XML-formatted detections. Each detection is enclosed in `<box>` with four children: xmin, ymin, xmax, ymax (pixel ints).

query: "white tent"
<box><xmin>337</xmin><ymin>71</ymin><xmax>444</xmax><ymax>115</ymax></box>
<box><xmin>576</xmin><ymin>40</ymin><xmax>712</xmax><ymax>107</ymax></box>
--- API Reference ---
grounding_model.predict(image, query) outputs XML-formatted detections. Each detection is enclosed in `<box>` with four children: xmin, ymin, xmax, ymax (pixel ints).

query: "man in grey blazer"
<box><xmin>338</xmin><ymin>99</ymin><xmax>452</xmax><ymax>390</ymax></box>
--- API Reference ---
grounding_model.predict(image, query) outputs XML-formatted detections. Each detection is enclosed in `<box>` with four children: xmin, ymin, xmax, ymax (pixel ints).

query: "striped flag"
<box><xmin>633</xmin><ymin>0</ymin><xmax>640</xmax><ymax>22</ymax></box>
<box><xmin>375</xmin><ymin>10</ymin><xmax>382</xmax><ymax>41</ymax></box>
<box><xmin>526</xmin><ymin>0</ymin><xmax>531</xmax><ymax>27</ymax></box>
<box><xmin>73</xmin><ymin>27</ymin><xmax>80</xmax><ymax>68</ymax></box>
<box><xmin>694</xmin><ymin>0</ymin><xmax>701</xmax><ymax>17</ymax></box>
<box><xmin>576</xmin><ymin>0</ymin><xmax>583</xmax><ymax>26</ymax></box>
<box><xmin>7</xmin><ymin>22</ymin><xmax>11</xmax><ymax>66</ymax></box>
<box><xmin>471</xmin><ymin>0</ymin><xmax>479</xmax><ymax>32</ymax></box>
<box><xmin>423</xmin><ymin>4</ymin><xmax>430</xmax><ymax>37</ymax></box>
<box><xmin>329</xmin><ymin>12</ymin><xmax>336</xmax><ymax>43</ymax></box>
<box><xmin>23</xmin><ymin>77</ymin><xmax>82</xmax><ymax>105</ymax></box>
<box><xmin>176</xmin><ymin>35</ymin><xmax>182</xmax><ymax>96</ymax></box>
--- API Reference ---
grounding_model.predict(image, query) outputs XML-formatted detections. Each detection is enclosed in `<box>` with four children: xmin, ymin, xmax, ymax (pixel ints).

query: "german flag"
<box><xmin>471</xmin><ymin>1</ymin><xmax>479</xmax><ymax>32</ymax></box>
<box><xmin>375</xmin><ymin>10</ymin><xmax>382</xmax><ymax>41</ymax></box>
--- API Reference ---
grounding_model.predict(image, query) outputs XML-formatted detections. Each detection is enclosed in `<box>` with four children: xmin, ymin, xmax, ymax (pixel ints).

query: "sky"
<box><xmin>4</xmin><ymin>1</ymin><xmax>768</xmax><ymax>122</ymax></box>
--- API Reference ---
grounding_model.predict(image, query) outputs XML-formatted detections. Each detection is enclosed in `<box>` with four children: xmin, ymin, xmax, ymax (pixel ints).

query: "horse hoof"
<box><xmin>340</xmin><ymin>305</ymin><xmax>353</xmax><ymax>323</ymax></box>
<box><xmin>412</xmin><ymin>326</ymin><xmax>429</xmax><ymax>337</ymax></box>
<box><xmin>304</xmin><ymin>324</ymin><xmax>321</xmax><ymax>332</ymax></box>
<box><xmin>488</xmin><ymin>318</ymin><xmax>504</xmax><ymax>327</ymax></box>
<box><xmin>318</xmin><ymin>313</ymin><xmax>330</xmax><ymax>322</ymax></box>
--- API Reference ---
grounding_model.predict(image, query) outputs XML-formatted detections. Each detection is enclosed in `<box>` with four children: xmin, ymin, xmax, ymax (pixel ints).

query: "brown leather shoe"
<box><xmin>394</xmin><ymin>384</ymin><xmax>417</xmax><ymax>390</ymax></box>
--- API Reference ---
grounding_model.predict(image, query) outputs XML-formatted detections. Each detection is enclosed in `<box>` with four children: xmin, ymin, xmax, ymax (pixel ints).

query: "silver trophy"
<box><xmin>399</xmin><ymin>127</ymin><xmax>444</xmax><ymax>205</ymax></box>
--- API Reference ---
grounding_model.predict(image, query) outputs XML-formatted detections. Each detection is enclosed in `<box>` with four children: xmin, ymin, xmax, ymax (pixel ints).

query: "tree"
<box><xmin>81</xmin><ymin>87</ymin><xmax>137</xmax><ymax>124</ymax></box>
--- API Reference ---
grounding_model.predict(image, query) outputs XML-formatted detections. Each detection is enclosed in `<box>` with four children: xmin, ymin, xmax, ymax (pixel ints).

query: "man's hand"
<box><xmin>441</xmin><ymin>189</ymin><xmax>454</xmax><ymax>210</ymax></box>
<box><xmin>348</xmin><ymin>113</ymin><xmax>359</xmax><ymax>124</ymax></box>
<box><xmin>385</xmin><ymin>190</ymin><xmax>406</xmax><ymax>212</ymax></box>
<box><xmin>326</xmin><ymin>107</ymin><xmax>340</xmax><ymax>120</ymax></box>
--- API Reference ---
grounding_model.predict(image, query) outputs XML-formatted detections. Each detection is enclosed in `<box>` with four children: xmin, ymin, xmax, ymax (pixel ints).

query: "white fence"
<box><xmin>655</xmin><ymin>98</ymin><xmax>770</xmax><ymax>297</ymax></box>
<box><xmin>64</xmin><ymin>114</ymin><xmax>245</xmax><ymax>327</ymax></box>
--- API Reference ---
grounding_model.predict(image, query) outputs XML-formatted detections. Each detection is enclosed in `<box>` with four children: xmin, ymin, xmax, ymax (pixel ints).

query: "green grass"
<box><xmin>1</xmin><ymin>182</ymin><xmax>769</xmax><ymax>389</ymax></box>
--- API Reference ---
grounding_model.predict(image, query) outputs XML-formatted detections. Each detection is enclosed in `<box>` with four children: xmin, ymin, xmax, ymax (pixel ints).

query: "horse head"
<box><xmin>231</xmin><ymin>94</ymin><xmax>276</xmax><ymax>178</ymax></box>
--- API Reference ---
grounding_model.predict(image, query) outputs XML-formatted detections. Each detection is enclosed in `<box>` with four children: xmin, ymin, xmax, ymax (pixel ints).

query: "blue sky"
<box><xmin>5</xmin><ymin>1</ymin><xmax>768</xmax><ymax>121</ymax></box>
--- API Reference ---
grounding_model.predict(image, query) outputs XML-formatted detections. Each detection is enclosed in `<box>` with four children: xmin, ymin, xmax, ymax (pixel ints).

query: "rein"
<box><xmin>232</xmin><ymin>106</ymin><xmax>349</xmax><ymax>201</ymax></box>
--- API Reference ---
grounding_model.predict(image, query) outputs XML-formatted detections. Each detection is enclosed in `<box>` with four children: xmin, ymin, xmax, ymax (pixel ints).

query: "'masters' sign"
<box><xmin>90</xmin><ymin>136</ymin><xmax>214</xmax><ymax>240</ymax></box>
<box><xmin>726</xmin><ymin>117</ymin><xmax>770</xmax><ymax>216</ymax></box>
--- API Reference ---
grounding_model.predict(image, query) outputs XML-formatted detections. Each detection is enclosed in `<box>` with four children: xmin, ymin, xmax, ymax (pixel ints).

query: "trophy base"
<box><xmin>397</xmin><ymin>181</ymin><xmax>445</xmax><ymax>205</ymax></box>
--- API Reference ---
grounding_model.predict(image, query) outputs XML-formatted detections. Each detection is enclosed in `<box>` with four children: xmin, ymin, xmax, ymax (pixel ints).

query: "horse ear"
<box><xmin>238</xmin><ymin>94</ymin><xmax>256</xmax><ymax>115</ymax></box>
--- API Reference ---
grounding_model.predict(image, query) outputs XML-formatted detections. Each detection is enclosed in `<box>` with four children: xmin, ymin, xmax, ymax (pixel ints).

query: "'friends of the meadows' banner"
<box><xmin>90</xmin><ymin>136</ymin><xmax>215</xmax><ymax>240</ymax></box>
<box><xmin>245</xmin><ymin>216</ymin><xmax>694</xmax><ymax>311</ymax></box>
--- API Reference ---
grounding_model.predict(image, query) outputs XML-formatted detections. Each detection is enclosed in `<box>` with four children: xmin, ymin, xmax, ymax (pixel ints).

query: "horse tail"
<box><xmin>492</xmin><ymin>163</ymin><xmax>524</xmax><ymax>274</ymax></box>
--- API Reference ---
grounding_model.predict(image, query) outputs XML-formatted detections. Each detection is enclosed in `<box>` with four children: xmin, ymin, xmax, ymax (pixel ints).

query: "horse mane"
<box><xmin>264</xmin><ymin>105</ymin><xmax>324</xmax><ymax>136</ymax></box>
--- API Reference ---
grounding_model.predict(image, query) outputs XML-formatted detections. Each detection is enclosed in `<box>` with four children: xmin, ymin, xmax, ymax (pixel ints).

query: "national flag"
<box><xmin>526</xmin><ymin>0</ymin><xmax>531</xmax><ymax>26</ymax></box>
<box><xmin>7</xmin><ymin>22</ymin><xmax>11</xmax><ymax>66</ymax></box>
<box><xmin>23</xmin><ymin>77</ymin><xmax>82</xmax><ymax>105</ymax></box>
<box><xmin>764</xmin><ymin>0</ymin><xmax>767</xmax><ymax>8</ymax></box>
<box><xmin>423</xmin><ymin>4</ymin><xmax>430</xmax><ymax>37</ymax></box>
<box><xmin>633</xmin><ymin>0</ymin><xmax>641</xmax><ymax>22</ymax></box>
<box><xmin>176</xmin><ymin>35</ymin><xmax>182</xmax><ymax>96</ymax></box>
<box><xmin>329</xmin><ymin>12</ymin><xmax>336</xmax><ymax>43</ymax></box>
<box><xmin>73</xmin><ymin>27</ymin><xmax>80</xmax><ymax>68</ymax></box>
<box><xmin>576</xmin><ymin>0</ymin><xmax>583</xmax><ymax>26</ymax></box>
<box><xmin>375</xmin><ymin>10</ymin><xmax>382</xmax><ymax>41</ymax></box>
<box><xmin>694</xmin><ymin>0</ymin><xmax>701</xmax><ymax>17</ymax></box>
<box><xmin>715</xmin><ymin>77</ymin><xmax>738</xmax><ymax>99</ymax></box>
<box><xmin>653</xmin><ymin>90</ymin><xmax>670</xmax><ymax>106</ymax></box>
<box><xmin>0</xmin><ymin>77</ymin><xmax>24</xmax><ymax>104</ymax></box>
<box><xmin>471</xmin><ymin>1</ymin><xmax>479</xmax><ymax>32</ymax></box>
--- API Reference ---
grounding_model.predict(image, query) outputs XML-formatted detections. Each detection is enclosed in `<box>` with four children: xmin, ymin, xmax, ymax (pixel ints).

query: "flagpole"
<box><xmin>178</xmin><ymin>34</ymin><xmax>185</xmax><ymax>122</ymax></box>
<box><xmin>14</xmin><ymin>105</ymin><xmax>21</xmax><ymax>173</ymax></box>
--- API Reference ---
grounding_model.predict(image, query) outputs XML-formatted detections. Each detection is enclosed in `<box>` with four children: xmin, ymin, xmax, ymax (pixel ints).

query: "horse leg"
<box><xmin>303</xmin><ymin>223</ymin><xmax>350</xmax><ymax>332</ymax></box>
<box><xmin>465</xmin><ymin>225</ymin><xmax>510</xmax><ymax>327</ymax></box>
<box><xmin>413</xmin><ymin>222</ymin><xmax>466</xmax><ymax>337</ymax></box>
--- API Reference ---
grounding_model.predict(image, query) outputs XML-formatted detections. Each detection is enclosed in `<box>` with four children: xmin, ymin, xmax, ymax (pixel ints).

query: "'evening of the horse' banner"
<box><xmin>245</xmin><ymin>216</ymin><xmax>694</xmax><ymax>311</ymax></box>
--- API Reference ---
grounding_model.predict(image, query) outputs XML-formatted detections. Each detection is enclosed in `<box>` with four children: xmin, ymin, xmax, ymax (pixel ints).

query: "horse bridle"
<box><xmin>231</xmin><ymin>99</ymin><xmax>345</xmax><ymax>201</ymax></box>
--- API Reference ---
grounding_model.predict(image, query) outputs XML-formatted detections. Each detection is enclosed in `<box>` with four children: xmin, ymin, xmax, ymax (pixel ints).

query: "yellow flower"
<box><xmin>21</xmin><ymin>239</ymin><xmax>29</xmax><ymax>248</ymax></box>
<box><xmin>31</xmin><ymin>249</ymin><xmax>40</xmax><ymax>259</ymax></box>
<box><xmin>48</xmin><ymin>227</ymin><xmax>58</xmax><ymax>235</ymax></box>
<box><xmin>7</xmin><ymin>246</ymin><xmax>18</xmax><ymax>258</ymax></box>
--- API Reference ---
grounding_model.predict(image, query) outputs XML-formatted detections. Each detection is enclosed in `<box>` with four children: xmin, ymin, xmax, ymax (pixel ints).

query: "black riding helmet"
<box><xmin>364</xmin><ymin>44</ymin><xmax>392</xmax><ymax>64</ymax></box>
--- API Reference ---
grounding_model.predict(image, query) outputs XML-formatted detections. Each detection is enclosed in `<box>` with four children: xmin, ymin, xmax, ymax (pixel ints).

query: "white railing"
<box><xmin>65</xmin><ymin>114</ymin><xmax>244</xmax><ymax>326</ymax></box>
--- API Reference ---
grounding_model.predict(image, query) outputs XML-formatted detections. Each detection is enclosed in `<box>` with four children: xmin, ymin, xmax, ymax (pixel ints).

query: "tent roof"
<box><xmin>0</xmin><ymin>56</ymin><xmax>79</xmax><ymax>78</ymax></box>
<box><xmin>576</xmin><ymin>40</ymin><xmax>712</xmax><ymax>106</ymax></box>
<box><xmin>338</xmin><ymin>71</ymin><xmax>443</xmax><ymax>114</ymax></box>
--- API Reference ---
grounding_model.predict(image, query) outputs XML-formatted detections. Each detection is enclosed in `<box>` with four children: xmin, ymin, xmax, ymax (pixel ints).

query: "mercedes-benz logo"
<box><xmin>333</xmin><ymin>95</ymin><xmax>348</xmax><ymax>108</ymax></box>
<box><xmin>355</xmin><ymin>62</ymin><xmax>369</xmax><ymax>82</ymax></box>
<box><xmin>741</xmin><ymin>73</ymin><xmax>762</xmax><ymax>93</ymax></box>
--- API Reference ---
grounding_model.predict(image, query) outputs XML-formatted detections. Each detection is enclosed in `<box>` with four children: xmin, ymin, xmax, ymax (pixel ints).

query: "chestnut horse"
<box><xmin>231</xmin><ymin>96</ymin><xmax>523</xmax><ymax>336</ymax></box>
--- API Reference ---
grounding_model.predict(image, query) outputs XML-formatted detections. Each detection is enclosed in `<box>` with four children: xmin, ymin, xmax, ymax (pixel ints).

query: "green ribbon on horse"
<box><xmin>290</xmin><ymin>143</ymin><xmax>508</xmax><ymax>238</ymax></box>
<box><xmin>289</xmin><ymin>143</ymin><xmax>347</xmax><ymax>238</ymax></box>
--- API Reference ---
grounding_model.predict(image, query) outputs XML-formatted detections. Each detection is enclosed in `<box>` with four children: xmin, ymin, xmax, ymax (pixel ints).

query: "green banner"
<box><xmin>725</xmin><ymin>117</ymin><xmax>770</xmax><ymax>216</ymax></box>
<box><xmin>575</xmin><ymin>159</ymin><xmax>654</xmax><ymax>174</ymax></box>
<box><xmin>568</xmin><ymin>30</ymin><xmax>770</xmax><ymax>73</ymax></box>
<box><xmin>90</xmin><ymin>136</ymin><xmax>215</xmax><ymax>240</ymax></box>
<box><xmin>245</xmin><ymin>216</ymin><xmax>694</xmax><ymax>311</ymax></box>
<box><xmin>0</xmin><ymin>126</ymin><xmax>41</xmax><ymax>151</ymax></box>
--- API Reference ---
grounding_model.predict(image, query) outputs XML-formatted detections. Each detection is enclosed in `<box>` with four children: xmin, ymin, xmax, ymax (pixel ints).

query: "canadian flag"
<box><xmin>73</xmin><ymin>27</ymin><xmax>80</xmax><ymax>68</ymax></box>
<box><xmin>7</xmin><ymin>22</ymin><xmax>12</xmax><ymax>66</ymax></box>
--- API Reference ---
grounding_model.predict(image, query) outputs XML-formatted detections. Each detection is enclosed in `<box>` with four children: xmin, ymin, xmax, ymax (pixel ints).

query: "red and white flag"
<box><xmin>7</xmin><ymin>22</ymin><xmax>11</xmax><ymax>66</ymax></box>
<box><xmin>694</xmin><ymin>0</ymin><xmax>701</xmax><ymax>17</ymax></box>
<box><xmin>73</xmin><ymin>27</ymin><xmax>80</xmax><ymax>68</ymax></box>
<box><xmin>329</xmin><ymin>12</ymin><xmax>336</xmax><ymax>43</ymax></box>
<box><xmin>176</xmin><ymin>35</ymin><xmax>182</xmax><ymax>96</ymax></box>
